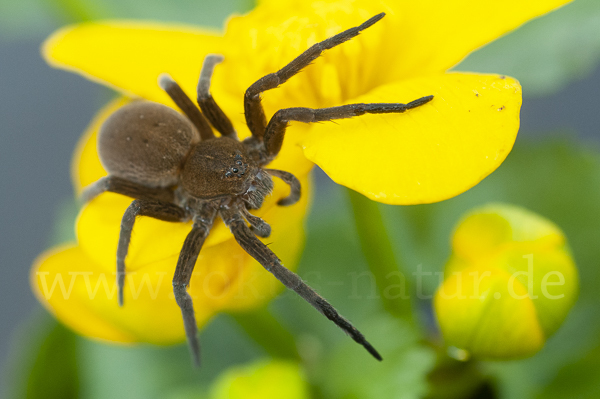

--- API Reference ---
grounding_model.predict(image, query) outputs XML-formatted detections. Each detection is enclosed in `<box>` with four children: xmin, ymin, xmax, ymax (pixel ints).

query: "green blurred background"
<box><xmin>2</xmin><ymin>0</ymin><xmax>600</xmax><ymax>398</ymax></box>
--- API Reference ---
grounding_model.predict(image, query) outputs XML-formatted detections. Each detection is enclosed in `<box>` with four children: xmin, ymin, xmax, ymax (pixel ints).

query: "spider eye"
<box><xmin>233</xmin><ymin>168</ymin><xmax>239</xmax><ymax>173</ymax></box>
<box><xmin>225</xmin><ymin>171</ymin><xmax>233</xmax><ymax>178</ymax></box>
<box><xmin>236</xmin><ymin>160</ymin><xmax>242</xmax><ymax>165</ymax></box>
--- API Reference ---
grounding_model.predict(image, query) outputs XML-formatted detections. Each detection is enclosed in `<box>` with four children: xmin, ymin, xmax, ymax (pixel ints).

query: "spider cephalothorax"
<box><xmin>83</xmin><ymin>12</ymin><xmax>433</xmax><ymax>366</ymax></box>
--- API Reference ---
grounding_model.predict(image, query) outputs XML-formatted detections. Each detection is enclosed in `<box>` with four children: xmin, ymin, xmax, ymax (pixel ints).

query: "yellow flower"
<box><xmin>434</xmin><ymin>204</ymin><xmax>578</xmax><ymax>359</ymax></box>
<box><xmin>32</xmin><ymin>0</ymin><xmax>571</xmax><ymax>345</ymax></box>
<box><xmin>43</xmin><ymin>0</ymin><xmax>572</xmax><ymax>204</ymax></box>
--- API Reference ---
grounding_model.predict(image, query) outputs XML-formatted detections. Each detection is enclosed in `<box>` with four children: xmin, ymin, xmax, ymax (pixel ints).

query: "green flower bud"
<box><xmin>210</xmin><ymin>359</ymin><xmax>309</xmax><ymax>399</ymax></box>
<box><xmin>434</xmin><ymin>203</ymin><xmax>578</xmax><ymax>359</ymax></box>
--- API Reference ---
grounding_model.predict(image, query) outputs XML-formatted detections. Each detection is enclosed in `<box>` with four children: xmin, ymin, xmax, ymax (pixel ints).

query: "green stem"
<box><xmin>229</xmin><ymin>307</ymin><xmax>300</xmax><ymax>361</ymax></box>
<box><xmin>425</xmin><ymin>348</ymin><xmax>491</xmax><ymax>399</ymax></box>
<box><xmin>346</xmin><ymin>189</ymin><xmax>412</xmax><ymax>319</ymax></box>
<box><xmin>403</xmin><ymin>204</ymin><xmax>434</xmax><ymax>245</ymax></box>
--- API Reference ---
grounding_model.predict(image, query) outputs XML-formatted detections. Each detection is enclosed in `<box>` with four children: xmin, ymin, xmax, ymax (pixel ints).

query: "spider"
<box><xmin>82</xmin><ymin>12</ymin><xmax>433</xmax><ymax>366</ymax></box>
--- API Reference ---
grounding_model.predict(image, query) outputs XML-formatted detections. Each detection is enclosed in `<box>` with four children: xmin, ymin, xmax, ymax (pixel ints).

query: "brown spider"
<box><xmin>82</xmin><ymin>12</ymin><xmax>433</xmax><ymax>366</ymax></box>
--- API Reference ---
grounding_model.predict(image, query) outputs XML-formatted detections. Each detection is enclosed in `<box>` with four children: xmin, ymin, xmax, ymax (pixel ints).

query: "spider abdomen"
<box><xmin>98</xmin><ymin>101</ymin><xmax>199</xmax><ymax>188</ymax></box>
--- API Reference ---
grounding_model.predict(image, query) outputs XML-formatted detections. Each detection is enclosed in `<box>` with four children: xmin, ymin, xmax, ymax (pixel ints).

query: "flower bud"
<box><xmin>210</xmin><ymin>360</ymin><xmax>309</xmax><ymax>399</ymax></box>
<box><xmin>434</xmin><ymin>203</ymin><xmax>578</xmax><ymax>359</ymax></box>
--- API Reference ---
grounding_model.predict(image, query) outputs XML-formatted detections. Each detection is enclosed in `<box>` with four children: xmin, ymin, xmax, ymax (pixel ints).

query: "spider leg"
<box><xmin>197</xmin><ymin>55</ymin><xmax>237</xmax><ymax>140</ymax></box>
<box><xmin>221</xmin><ymin>205</ymin><xmax>382</xmax><ymax>361</ymax></box>
<box><xmin>81</xmin><ymin>176</ymin><xmax>175</xmax><ymax>203</ymax></box>
<box><xmin>159</xmin><ymin>74</ymin><xmax>215</xmax><ymax>141</ymax></box>
<box><xmin>265</xmin><ymin>169</ymin><xmax>301</xmax><ymax>206</ymax></box>
<box><xmin>244</xmin><ymin>13</ymin><xmax>386</xmax><ymax>140</ymax></box>
<box><xmin>117</xmin><ymin>199</ymin><xmax>188</xmax><ymax>306</ymax></box>
<box><xmin>172</xmin><ymin>206</ymin><xmax>217</xmax><ymax>367</ymax></box>
<box><xmin>263</xmin><ymin>96</ymin><xmax>434</xmax><ymax>157</ymax></box>
<box><xmin>239</xmin><ymin>206</ymin><xmax>271</xmax><ymax>238</ymax></box>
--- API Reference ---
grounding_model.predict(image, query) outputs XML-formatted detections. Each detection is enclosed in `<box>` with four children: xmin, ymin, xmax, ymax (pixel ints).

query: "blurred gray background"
<box><xmin>2</xmin><ymin>0</ymin><xmax>600</xmax><ymax>392</ymax></box>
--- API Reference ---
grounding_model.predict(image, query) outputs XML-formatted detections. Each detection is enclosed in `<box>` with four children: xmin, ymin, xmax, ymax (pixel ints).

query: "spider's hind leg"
<box><xmin>171</xmin><ymin>205</ymin><xmax>217</xmax><ymax>367</ymax></box>
<box><xmin>117</xmin><ymin>199</ymin><xmax>187</xmax><ymax>306</ymax></box>
<box><xmin>80</xmin><ymin>176</ymin><xmax>175</xmax><ymax>203</ymax></box>
<box><xmin>221</xmin><ymin>205</ymin><xmax>382</xmax><ymax>361</ymax></box>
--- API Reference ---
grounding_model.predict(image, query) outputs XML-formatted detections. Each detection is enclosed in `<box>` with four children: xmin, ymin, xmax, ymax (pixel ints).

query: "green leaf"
<box><xmin>536</xmin><ymin>340</ymin><xmax>600</xmax><ymax>399</ymax></box>
<box><xmin>455</xmin><ymin>0</ymin><xmax>600</xmax><ymax>97</ymax></box>
<box><xmin>6</xmin><ymin>311</ymin><xmax>80</xmax><ymax>399</ymax></box>
<box><xmin>321</xmin><ymin>315</ymin><xmax>436</xmax><ymax>399</ymax></box>
<box><xmin>76</xmin><ymin>339</ymin><xmax>201</xmax><ymax>399</ymax></box>
<box><xmin>228</xmin><ymin>308</ymin><xmax>300</xmax><ymax>361</ymax></box>
<box><xmin>74</xmin><ymin>314</ymin><xmax>264</xmax><ymax>399</ymax></box>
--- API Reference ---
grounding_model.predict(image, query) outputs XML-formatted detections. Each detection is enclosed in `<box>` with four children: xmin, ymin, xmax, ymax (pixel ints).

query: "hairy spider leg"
<box><xmin>80</xmin><ymin>176</ymin><xmax>175</xmax><ymax>203</ymax></box>
<box><xmin>159</xmin><ymin>74</ymin><xmax>215</xmax><ymax>141</ymax></box>
<box><xmin>172</xmin><ymin>205</ymin><xmax>217</xmax><ymax>367</ymax></box>
<box><xmin>220</xmin><ymin>205</ymin><xmax>383</xmax><ymax>361</ymax></box>
<box><xmin>197</xmin><ymin>55</ymin><xmax>238</xmax><ymax>140</ymax></box>
<box><xmin>243</xmin><ymin>12</ymin><xmax>386</xmax><ymax>140</ymax></box>
<box><xmin>239</xmin><ymin>206</ymin><xmax>272</xmax><ymax>238</ymax></box>
<box><xmin>265</xmin><ymin>169</ymin><xmax>301</xmax><ymax>206</ymax></box>
<box><xmin>117</xmin><ymin>199</ymin><xmax>188</xmax><ymax>306</ymax></box>
<box><xmin>263</xmin><ymin>97</ymin><xmax>435</xmax><ymax>157</ymax></box>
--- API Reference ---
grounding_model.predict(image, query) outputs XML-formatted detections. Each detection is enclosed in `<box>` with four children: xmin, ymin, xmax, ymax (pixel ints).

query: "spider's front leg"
<box><xmin>263</xmin><ymin>97</ymin><xmax>434</xmax><ymax>158</ymax></box>
<box><xmin>172</xmin><ymin>203</ymin><xmax>218</xmax><ymax>367</ymax></box>
<box><xmin>220</xmin><ymin>204</ymin><xmax>382</xmax><ymax>361</ymax></box>
<box><xmin>265</xmin><ymin>169</ymin><xmax>301</xmax><ymax>206</ymax></box>
<box><xmin>159</xmin><ymin>74</ymin><xmax>215</xmax><ymax>141</ymax></box>
<box><xmin>117</xmin><ymin>199</ymin><xmax>188</xmax><ymax>306</ymax></box>
<box><xmin>239</xmin><ymin>206</ymin><xmax>272</xmax><ymax>238</ymax></box>
<box><xmin>244</xmin><ymin>13</ymin><xmax>387</xmax><ymax>139</ymax></box>
<box><xmin>197</xmin><ymin>55</ymin><xmax>237</xmax><ymax>139</ymax></box>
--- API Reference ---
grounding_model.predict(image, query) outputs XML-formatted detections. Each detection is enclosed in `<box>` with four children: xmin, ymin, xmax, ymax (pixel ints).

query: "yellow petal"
<box><xmin>302</xmin><ymin>73</ymin><xmax>521</xmax><ymax>204</ymax></box>
<box><xmin>31</xmin><ymin>245</ymin><xmax>196</xmax><ymax>344</ymax></box>
<box><xmin>450</xmin><ymin>203</ymin><xmax>565</xmax><ymax>264</ymax></box>
<box><xmin>43</xmin><ymin>21</ymin><xmax>224</xmax><ymax>105</ymax></box>
<box><xmin>382</xmin><ymin>0</ymin><xmax>573</xmax><ymax>77</ymax></box>
<box><xmin>242</xmin><ymin>0</ymin><xmax>572</xmax><ymax>84</ymax></box>
<box><xmin>493</xmin><ymin>247</ymin><xmax>578</xmax><ymax>337</ymax></box>
<box><xmin>218</xmin><ymin>0</ymin><xmax>399</xmax><ymax>108</ymax></box>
